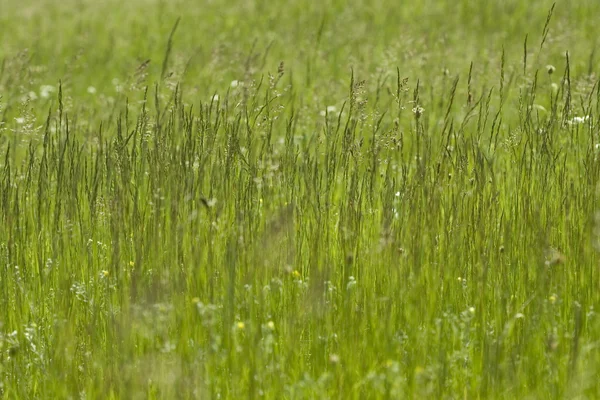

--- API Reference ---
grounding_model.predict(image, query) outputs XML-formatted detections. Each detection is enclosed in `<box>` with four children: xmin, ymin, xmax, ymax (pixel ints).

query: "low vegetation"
<box><xmin>0</xmin><ymin>0</ymin><xmax>599</xmax><ymax>398</ymax></box>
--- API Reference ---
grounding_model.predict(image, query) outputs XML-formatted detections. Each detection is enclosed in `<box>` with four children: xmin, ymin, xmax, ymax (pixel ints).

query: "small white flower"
<box><xmin>28</xmin><ymin>91</ymin><xmax>38</xmax><ymax>100</ymax></box>
<box><xmin>15</xmin><ymin>117</ymin><xmax>25</xmax><ymax>124</ymax></box>
<box><xmin>206</xmin><ymin>198</ymin><xmax>217</xmax><ymax>207</ymax></box>
<box><xmin>320</xmin><ymin>106</ymin><xmax>338</xmax><ymax>117</ymax></box>
<box><xmin>412</xmin><ymin>106</ymin><xmax>424</xmax><ymax>117</ymax></box>
<box><xmin>40</xmin><ymin>85</ymin><xmax>55</xmax><ymax>99</ymax></box>
<box><xmin>568</xmin><ymin>115</ymin><xmax>589</xmax><ymax>125</ymax></box>
<box><xmin>346</xmin><ymin>276</ymin><xmax>357</xmax><ymax>290</ymax></box>
<box><xmin>230</xmin><ymin>80</ymin><xmax>239</xmax><ymax>88</ymax></box>
<box><xmin>211</xmin><ymin>94</ymin><xmax>219</xmax><ymax>102</ymax></box>
<box><xmin>87</xmin><ymin>86</ymin><xmax>97</xmax><ymax>94</ymax></box>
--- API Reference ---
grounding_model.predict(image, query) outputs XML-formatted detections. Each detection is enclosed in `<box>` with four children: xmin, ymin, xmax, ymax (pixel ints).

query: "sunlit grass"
<box><xmin>1</xmin><ymin>0</ymin><xmax>600</xmax><ymax>398</ymax></box>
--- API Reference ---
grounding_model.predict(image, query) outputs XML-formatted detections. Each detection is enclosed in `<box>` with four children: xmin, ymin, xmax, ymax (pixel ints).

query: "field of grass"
<box><xmin>1</xmin><ymin>0</ymin><xmax>600</xmax><ymax>398</ymax></box>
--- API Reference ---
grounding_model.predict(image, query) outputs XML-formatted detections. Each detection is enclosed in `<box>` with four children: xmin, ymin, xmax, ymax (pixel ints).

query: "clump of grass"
<box><xmin>1</xmin><ymin>1</ymin><xmax>600</xmax><ymax>398</ymax></box>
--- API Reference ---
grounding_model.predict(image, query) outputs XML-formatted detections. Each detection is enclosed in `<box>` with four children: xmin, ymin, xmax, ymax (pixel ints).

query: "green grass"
<box><xmin>1</xmin><ymin>0</ymin><xmax>600</xmax><ymax>398</ymax></box>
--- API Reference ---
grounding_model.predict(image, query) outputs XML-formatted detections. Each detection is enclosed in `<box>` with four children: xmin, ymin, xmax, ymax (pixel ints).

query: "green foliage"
<box><xmin>1</xmin><ymin>0</ymin><xmax>600</xmax><ymax>398</ymax></box>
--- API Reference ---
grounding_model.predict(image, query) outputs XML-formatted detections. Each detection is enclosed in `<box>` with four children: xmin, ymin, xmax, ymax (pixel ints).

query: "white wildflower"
<box><xmin>87</xmin><ymin>86</ymin><xmax>97</xmax><ymax>94</ymax></box>
<box><xmin>346</xmin><ymin>276</ymin><xmax>357</xmax><ymax>290</ymax></box>
<box><xmin>40</xmin><ymin>85</ymin><xmax>55</xmax><ymax>99</ymax></box>
<box><xmin>412</xmin><ymin>106</ymin><xmax>424</xmax><ymax>117</ymax></box>
<box><xmin>206</xmin><ymin>198</ymin><xmax>217</xmax><ymax>207</ymax></box>
<box><xmin>568</xmin><ymin>115</ymin><xmax>589</xmax><ymax>125</ymax></box>
<box><xmin>320</xmin><ymin>105</ymin><xmax>338</xmax><ymax>117</ymax></box>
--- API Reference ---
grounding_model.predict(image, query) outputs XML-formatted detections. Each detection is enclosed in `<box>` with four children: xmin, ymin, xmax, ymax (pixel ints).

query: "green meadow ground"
<box><xmin>1</xmin><ymin>0</ymin><xmax>600</xmax><ymax>398</ymax></box>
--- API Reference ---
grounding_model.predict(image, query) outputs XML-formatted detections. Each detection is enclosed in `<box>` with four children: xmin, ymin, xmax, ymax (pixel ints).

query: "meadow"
<box><xmin>1</xmin><ymin>0</ymin><xmax>600</xmax><ymax>398</ymax></box>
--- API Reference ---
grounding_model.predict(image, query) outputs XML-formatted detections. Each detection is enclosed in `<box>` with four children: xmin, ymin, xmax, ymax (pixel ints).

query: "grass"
<box><xmin>1</xmin><ymin>0</ymin><xmax>600</xmax><ymax>398</ymax></box>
